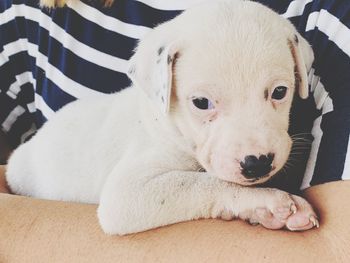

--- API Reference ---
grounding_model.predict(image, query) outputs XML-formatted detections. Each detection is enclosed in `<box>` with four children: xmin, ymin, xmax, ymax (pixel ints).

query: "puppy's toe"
<box><xmin>243</xmin><ymin>189</ymin><xmax>297</xmax><ymax>229</ymax></box>
<box><xmin>266</xmin><ymin>190</ymin><xmax>296</xmax><ymax>221</ymax></box>
<box><xmin>285</xmin><ymin>195</ymin><xmax>319</xmax><ymax>231</ymax></box>
<box><xmin>219</xmin><ymin>208</ymin><xmax>235</xmax><ymax>221</ymax></box>
<box><xmin>271</xmin><ymin>203</ymin><xmax>296</xmax><ymax>221</ymax></box>
<box><xmin>253</xmin><ymin>208</ymin><xmax>285</xmax><ymax>229</ymax></box>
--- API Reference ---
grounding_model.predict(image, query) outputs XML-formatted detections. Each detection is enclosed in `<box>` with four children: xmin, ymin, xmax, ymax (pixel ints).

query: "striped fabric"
<box><xmin>0</xmin><ymin>0</ymin><xmax>349</xmax><ymax>190</ymax></box>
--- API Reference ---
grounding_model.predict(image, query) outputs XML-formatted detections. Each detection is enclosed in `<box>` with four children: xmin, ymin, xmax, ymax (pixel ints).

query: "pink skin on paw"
<box><xmin>254</xmin><ymin>208</ymin><xmax>286</xmax><ymax>229</ymax></box>
<box><xmin>250</xmin><ymin>194</ymin><xmax>318</xmax><ymax>231</ymax></box>
<box><xmin>285</xmin><ymin>195</ymin><xmax>319</xmax><ymax>231</ymax></box>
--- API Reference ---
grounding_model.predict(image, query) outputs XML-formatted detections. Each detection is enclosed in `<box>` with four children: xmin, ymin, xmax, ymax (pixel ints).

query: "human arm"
<box><xmin>0</xmin><ymin>181</ymin><xmax>349</xmax><ymax>262</ymax></box>
<box><xmin>0</xmin><ymin>165</ymin><xmax>349</xmax><ymax>262</ymax></box>
<box><xmin>0</xmin><ymin>166</ymin><xmax>10</xmax><ymax>193</ymax></box>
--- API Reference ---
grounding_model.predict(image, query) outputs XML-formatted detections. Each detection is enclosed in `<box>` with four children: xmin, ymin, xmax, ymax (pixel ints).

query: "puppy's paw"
<box><xmin>239</xmin><ymin>188</ymin><xmax>318</xmax><ymax>231</ymax></box>
<box><xmin>246</xmin><ymin>189</ymin><xmax>296</xmax><ymax>229</ymax></box>
<box><xmin>285</xmin><ymin>194</ymin><xmax>319</xmax><ymax>231</ymax></box>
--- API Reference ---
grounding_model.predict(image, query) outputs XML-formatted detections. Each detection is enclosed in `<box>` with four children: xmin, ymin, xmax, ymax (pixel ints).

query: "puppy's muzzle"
<box><xmin>240</xmin><ymin>153</ymin><xmax>274</xmax><ymax>179</ymax></box>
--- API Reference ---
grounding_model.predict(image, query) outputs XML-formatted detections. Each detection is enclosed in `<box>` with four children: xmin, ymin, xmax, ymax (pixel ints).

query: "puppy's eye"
<box><xmin>192</xmin><ymin>97</ymin><xmax>214</xmax><ymax>110</ymax></box>
<box><xmin>271</xmin><ymin>86</ymin><xmax>287</xmax><ymax>100</ymax></box>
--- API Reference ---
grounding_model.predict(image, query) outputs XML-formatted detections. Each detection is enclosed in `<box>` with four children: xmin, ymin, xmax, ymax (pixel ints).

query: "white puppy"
<box><xmin>6</xmin><ymin>0</ymin><xmax>318</xmax><ymax>235</ymax></box>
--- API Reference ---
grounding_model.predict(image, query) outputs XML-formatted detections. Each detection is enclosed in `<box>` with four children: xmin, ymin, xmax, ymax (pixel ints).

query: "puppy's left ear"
<box><xmin>127</xmin><ymin>41</ymin><xmax>179</xmax><ymax>114</ymax></box>
<box><xmin>288</xmin><ymin>33</ymin><xmax>314</xmax><ymax>99</ymax></box>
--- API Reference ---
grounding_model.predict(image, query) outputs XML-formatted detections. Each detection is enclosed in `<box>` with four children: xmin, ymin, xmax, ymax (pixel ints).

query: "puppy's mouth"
<box><xmin>234</xmin><ymin>166</ymin><xmax>279</xmax><ymax>186</ymax></box>
<box><xmin>243</xmin><ymin>173</ymin><xmax>273</xmax><ymax>185</ymax></box>
<box><xmin>244</xmin><ymin>165</ymin><xmax>279</xmax><ymax>183</ymax></box>
<box><xmin>199</xmin><ymin>147</ymin><xmax>290</xmax><ymax>186</ymax></box>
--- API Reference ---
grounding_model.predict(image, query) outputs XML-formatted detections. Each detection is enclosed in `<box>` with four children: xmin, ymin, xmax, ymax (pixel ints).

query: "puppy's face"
<box><xmin>128</xmin><ymin>1</ymin><xmax>314</xmax><ymax>186</ymax></box>
<box><xmin>174</xmin><ymin>38</ymin><xmax>295</xmax><ymax>185</ymax></box>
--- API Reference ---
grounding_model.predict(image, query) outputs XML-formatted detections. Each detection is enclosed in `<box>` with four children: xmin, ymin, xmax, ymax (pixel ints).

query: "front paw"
<box><xmin>238</xmin><ymin>188</ymin><xmax>319</xmax><ymax>231</ymax></box>
<box><xmin>284</xmin><ymin>194</ymin><xmax>319</xmax><ymax>231</ymax></box>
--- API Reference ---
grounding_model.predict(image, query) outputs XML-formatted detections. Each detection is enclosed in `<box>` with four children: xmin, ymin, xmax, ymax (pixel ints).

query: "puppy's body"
<box><xmin>8</xmin><ymin>87</ymin><xmax>196</xmax><ymax>203</ymax></box>
<box><xmin>8</xmin><ymin>89</ymin><xmax>137</xmax><ymax>203</ymax></box>
<box><xmin>7</xmin><ymin>1</ymin><xmax>318</xmax><ymax>235</ymax></box>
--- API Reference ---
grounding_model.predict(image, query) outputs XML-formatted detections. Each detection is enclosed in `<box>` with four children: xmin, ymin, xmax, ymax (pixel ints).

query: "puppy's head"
<box><xmin>128</xmin><ymin>1</ymin><xmax>314</xmax><ymax>186</ymax></box>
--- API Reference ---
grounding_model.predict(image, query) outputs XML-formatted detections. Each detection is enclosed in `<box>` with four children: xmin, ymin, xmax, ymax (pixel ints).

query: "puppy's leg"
<box><xmin>98</xmin><ymin>163</ymin><xmax>318</xmax><ymax>235</ymax></box>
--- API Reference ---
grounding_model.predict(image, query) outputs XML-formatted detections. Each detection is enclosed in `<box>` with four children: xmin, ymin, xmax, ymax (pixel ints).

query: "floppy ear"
<box><xmin>288</xmin><ymin>33</ymin><xmax>314</xmax><ymax>99</ymax></box>
<box><xmin>127</xmin><ymin>42</ymin><xmax>179</xmax><ymax>114</ymax></box>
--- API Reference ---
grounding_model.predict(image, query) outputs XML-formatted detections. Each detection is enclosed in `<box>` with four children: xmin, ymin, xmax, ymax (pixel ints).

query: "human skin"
<box><xmin>0</xmin><ymin>165</ymin><xmax>349</xmax><ymax>262</ymax></box>
<box><xmin>0</xmin><ymin>166</ymin><xmax>10</xmax><ymax>193</ymax></box>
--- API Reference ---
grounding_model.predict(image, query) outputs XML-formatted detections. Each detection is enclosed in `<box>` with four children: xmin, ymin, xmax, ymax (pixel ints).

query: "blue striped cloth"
<box><xmin>0</xmin><ymin>0</ymin><xmax>349</xmax><ymax>190</ymax></box>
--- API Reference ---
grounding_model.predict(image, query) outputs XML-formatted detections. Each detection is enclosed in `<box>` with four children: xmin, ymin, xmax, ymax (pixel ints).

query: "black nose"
<box><xmin>240</xmin><ymin>154</ymin><xmax>274</xmax><ymax>179</ymax></box>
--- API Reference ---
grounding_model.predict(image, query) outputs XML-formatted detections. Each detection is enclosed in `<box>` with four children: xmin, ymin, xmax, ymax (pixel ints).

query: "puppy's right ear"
<box><xmin>127</xmin><ymin>38</ymin><xmax>179</xmax><ymax>115</ymax></box>
<box><xmin>288</xmin><ymin>33</ymin><xmax>314</xmax><ymax>99</ymax></box>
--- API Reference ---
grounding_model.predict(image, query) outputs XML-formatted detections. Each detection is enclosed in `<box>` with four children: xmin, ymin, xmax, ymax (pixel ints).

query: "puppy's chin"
<box><xmin>213</xmin><ymin>171</ymin><xmax>277</xmax><ymax>186</ymax></box>
<box><xmin>238</xmin><ymin>174</ymin><xmax>274</xmax><ymax>186</ymax></box>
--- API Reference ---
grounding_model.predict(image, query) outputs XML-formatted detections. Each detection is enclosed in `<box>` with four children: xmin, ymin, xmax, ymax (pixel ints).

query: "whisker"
<box><xmin>291</xmin><ymin>139</ymin><xmax>311</xmax><ymax>142</ymax></box>
<box><xmin>290</xmin><ymin>132</ymin><xmax>312</xmax><ymax>137</ymax></box>
<box><xmin>292</xmin><ymin>139</ymin><xmax>312</xmax><ymax>144</ymax></box>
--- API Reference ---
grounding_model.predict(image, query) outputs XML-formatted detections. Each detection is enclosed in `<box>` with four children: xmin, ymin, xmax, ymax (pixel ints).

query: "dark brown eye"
<box><xmin>192</xmin><ymin>97</ymin><xmax>214</xmax><ymax>110</ymax></box>
<box><xmin>272</xmin><ymin>86</ymin><xmax>287</xmax><ymax>100</ymax></box>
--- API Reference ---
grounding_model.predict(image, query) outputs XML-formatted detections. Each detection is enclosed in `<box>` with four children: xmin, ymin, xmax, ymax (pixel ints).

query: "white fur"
<box><xmin>6</xmin><ymin>1</ymin><xmax>316</xmax><ymax>235</ymax></box>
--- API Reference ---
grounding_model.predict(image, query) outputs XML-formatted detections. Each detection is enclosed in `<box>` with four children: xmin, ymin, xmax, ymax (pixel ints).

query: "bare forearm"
<box><xmin>0</xmin><ymin>181</ymin><xmax>349</xmax><ymax>262</ymax></box>
<box><xmin>303</xmin><ymin>181</ymin><xmax>350</xmax><ymax>262</ymax></box>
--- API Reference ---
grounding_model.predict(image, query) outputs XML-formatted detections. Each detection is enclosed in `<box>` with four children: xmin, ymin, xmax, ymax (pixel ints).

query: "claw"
<box><xmin>309</xmin><ymin>215</ymin><xmax>320</xmax><ymax>228</ymax></box>
<box><xmin>290</xmin><ymin>204</ymin><xmax>297</xmax><ymax>214</ymax></box>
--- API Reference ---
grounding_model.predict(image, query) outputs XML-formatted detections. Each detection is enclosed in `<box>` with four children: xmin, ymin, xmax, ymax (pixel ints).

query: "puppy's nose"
<box><xmin>240</xmin><ymin>154</ymin><xmax>274</xmax><ymax>179</ymax></box>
